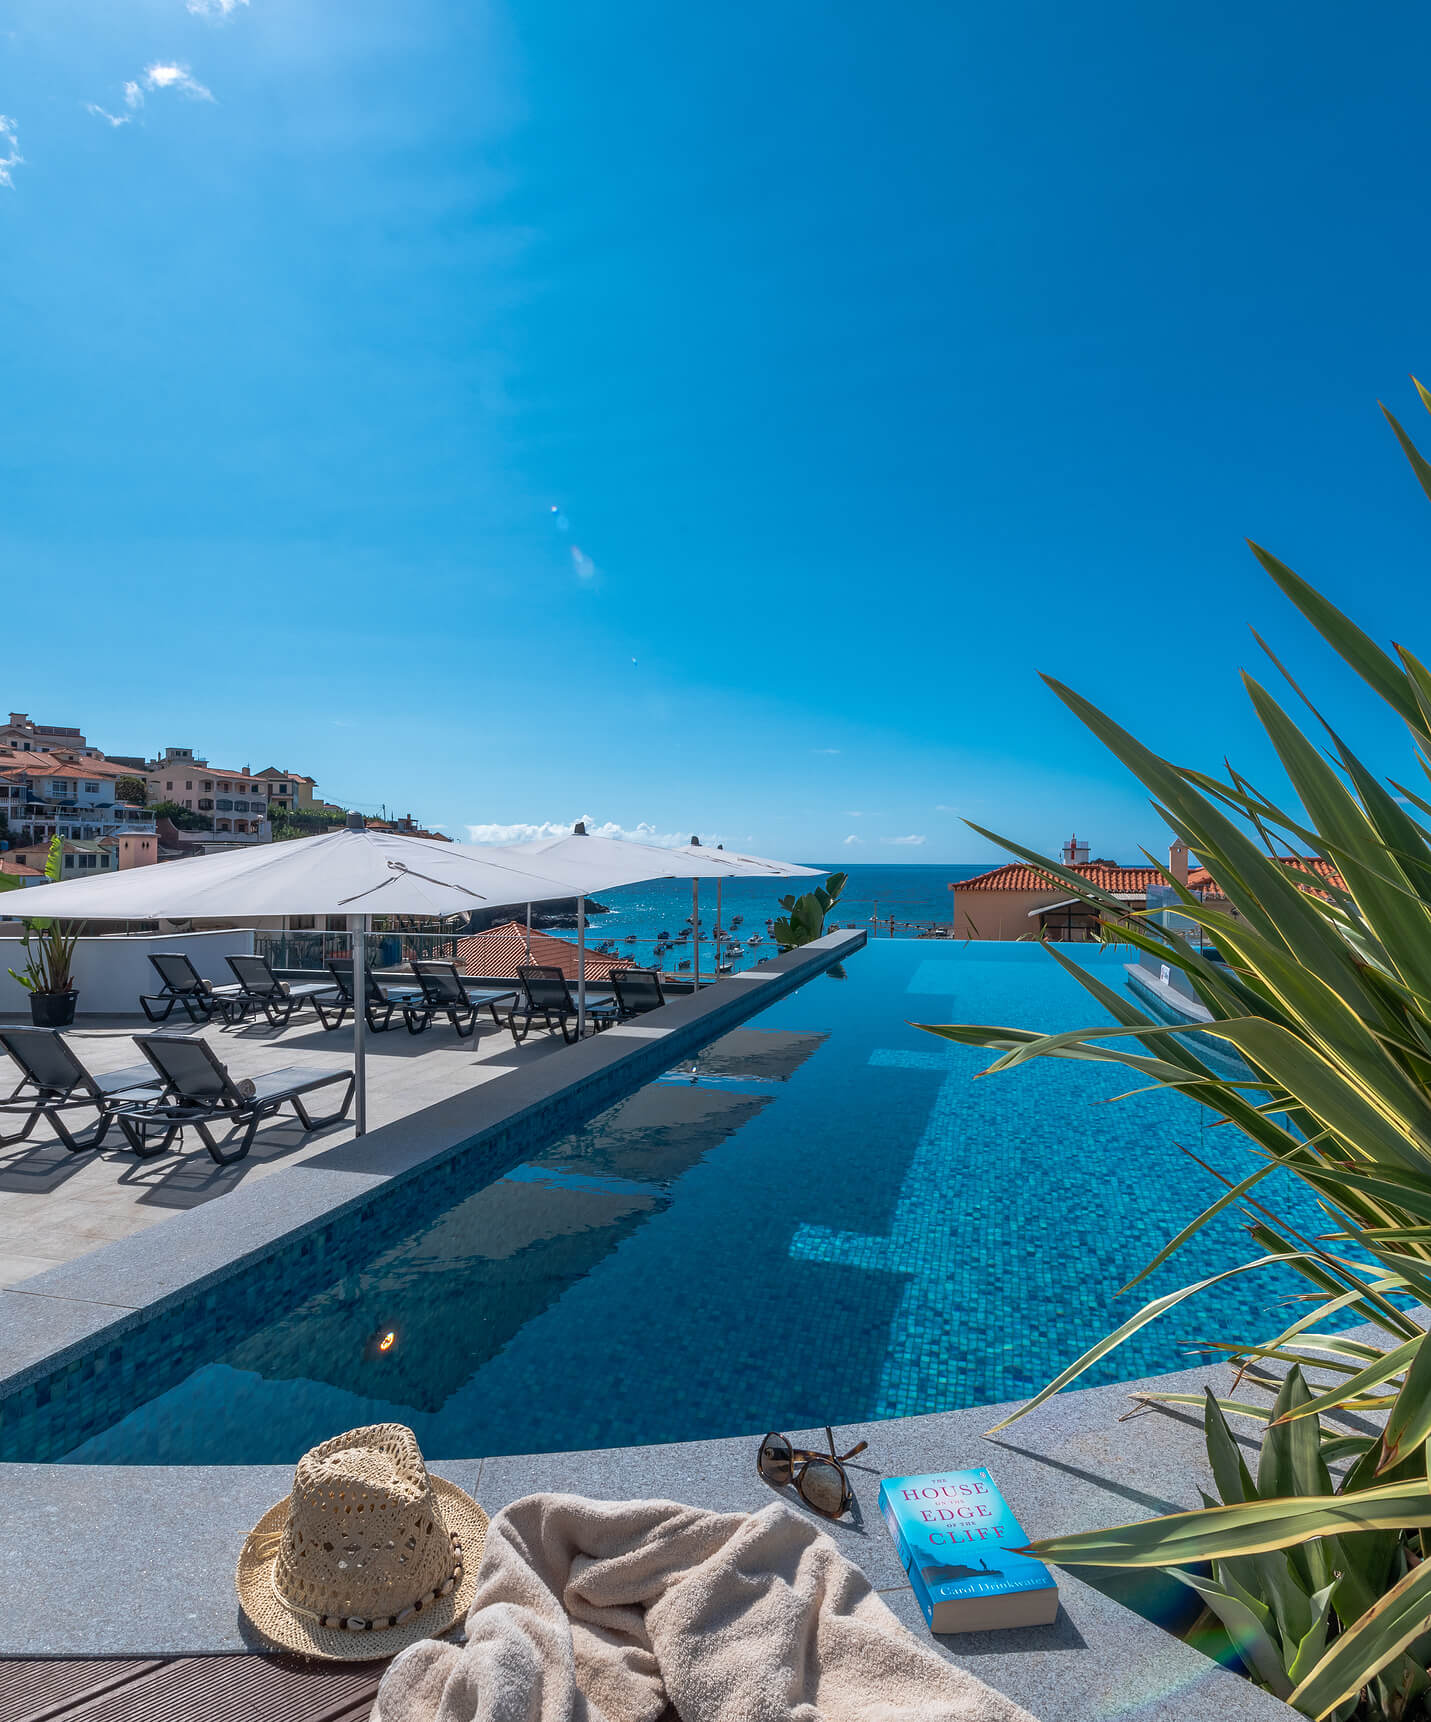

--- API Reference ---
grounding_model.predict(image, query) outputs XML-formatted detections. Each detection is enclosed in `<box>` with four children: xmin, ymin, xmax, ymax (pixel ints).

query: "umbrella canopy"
<box><xmin>668</xmin><ymin>842</ymin><xmax>821</xmax><ymax>879</ymax></box>
<box><xmin>457</xmin><ymin>828</ymin><xmax>759</xmax><ymax>890</ymax></box>
<box><xmin>0</xmin><ymin>828</ymin><xmax>585</xmax><ymax>1139</ymax></box>
<box><xmin>0</xmin><ymin>827</ymin><xmax>580</xmax><ymax>921</ymax></box>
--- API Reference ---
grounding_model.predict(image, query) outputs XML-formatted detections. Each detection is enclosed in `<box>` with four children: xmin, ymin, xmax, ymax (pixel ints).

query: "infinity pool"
<box><xmin>62</xmin><ymin>940</ymin><xmax>1319</xmax><ymax>1463</ymax></box>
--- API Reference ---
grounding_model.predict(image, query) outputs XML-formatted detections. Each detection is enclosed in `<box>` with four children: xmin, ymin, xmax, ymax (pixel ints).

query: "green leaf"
<box><xmin>1377</xmin><ymin>1318</ymin><xmax>1431</xmax><ymax>1472</ymax></box>
<box><xmin>1165</xmin><ymin>1568</ymin><xmax>1293</xmax><ymax>1698</ymax></box>
<box><xmin>1248</xmin><ymin>538</ymin><xmax>1422</xmax><ymax>732</ymax></box>
<box><xmin>1290</xmin><ymin>1556</ymin><xmax>1431</xmax><ymax>1720</ymax></box>
<box><xmin>1017</xmin><ymin>1481</ymin><xmax>1431</xmax><ymax>1567</ymax></box>
<box><xmin>983</xmin><ymin>1254</ymin><xmax>1312</xmax><ymax>1435</ymax></box>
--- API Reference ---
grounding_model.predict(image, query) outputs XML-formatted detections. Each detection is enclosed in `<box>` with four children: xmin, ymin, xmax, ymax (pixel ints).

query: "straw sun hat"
<box><xmin>236</xmin><ymin>1423</ymin><xmax>488</xmax><ymax>1660</ymax></box>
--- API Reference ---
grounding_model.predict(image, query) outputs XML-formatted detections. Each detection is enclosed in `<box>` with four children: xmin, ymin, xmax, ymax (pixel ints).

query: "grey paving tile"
<box><xmin>879</xmin><ymin>1581</ymin><xmax>1291</xmax><ymax>1720</ymax></box>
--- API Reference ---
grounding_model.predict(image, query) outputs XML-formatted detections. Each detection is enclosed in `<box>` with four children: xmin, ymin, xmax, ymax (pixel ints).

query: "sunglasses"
<box><xmin>757</xmin><ymin>1426</ymin><xmax>868</xmax><ymax>1519</ymax></box>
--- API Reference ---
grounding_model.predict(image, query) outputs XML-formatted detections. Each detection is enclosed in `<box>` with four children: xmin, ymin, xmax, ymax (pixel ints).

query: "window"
<box><xmin>183</xmin><ymin>799</ymin><xmax>192</xmax><ymax>809</ymax></box>
<box><xmin>64</xmin><ymin>854</ymin><xmax>74</xmax><ymax>868</ymax></box>
<box><xmin>216</xmin><ymin>798</ymin><xmax>233</xmax><ymax>812</ymax></box>
<box><xmin>198</xmin><ymin>798</ymin><xmax>214</xmax><ymax>811</ymax></box>
<box><xmin>185</xmin><ymin>781</ymin><xmax>193</xmax><ymax>790</ymax></box>
<box><xmin>83</xmin><ymin>782</ymin><xmax>99</xmax><ymax>794</ymax></box>
<box><xmin>166</xmin><ymin>781</ymin><xmax>173</xmax><ymax>791</ymax></box>
<box><xmin>79</xmin><ymin>853</ymin><xmax>97</xmax><ymax>869</ymax></box>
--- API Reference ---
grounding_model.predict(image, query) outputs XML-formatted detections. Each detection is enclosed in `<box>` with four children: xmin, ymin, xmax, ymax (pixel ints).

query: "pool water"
<box><xmin>65</xmin><ymin>941</ymin><xmax>1326</xmax><ymax>1463</ymax></box>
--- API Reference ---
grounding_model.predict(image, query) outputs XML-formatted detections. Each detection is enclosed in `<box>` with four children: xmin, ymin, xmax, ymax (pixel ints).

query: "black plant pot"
<box><xmin>30</xmin><ymin>991</ymin><xmax>77</xmax><ymax>1028</ymax></box>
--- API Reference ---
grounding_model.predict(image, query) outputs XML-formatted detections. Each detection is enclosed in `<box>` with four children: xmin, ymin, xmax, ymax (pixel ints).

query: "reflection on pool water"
<box><xmin>65</xmin><ymin>940</ymin><xmax>1323</xmax><ymax>1464</ymax></box>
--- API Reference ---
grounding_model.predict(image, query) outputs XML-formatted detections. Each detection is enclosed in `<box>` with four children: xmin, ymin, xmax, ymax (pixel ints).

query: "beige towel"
<box><xmin>373</xmin><ymin>1493</ymin><xmax>1038</xmax><ymax>1722</ymax></box>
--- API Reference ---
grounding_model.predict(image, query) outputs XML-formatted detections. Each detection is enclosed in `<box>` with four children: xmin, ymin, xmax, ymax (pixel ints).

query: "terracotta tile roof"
<box><xmin>953</xmin><ymin>861</ymin><xmax>1164</xmax><ymax>894</ymax></box>
<box><xmin>0</xmin><ymin>857</ymin><xmax>43</xmax><ymax>876</ymax></box>
<box><xmin>954</xmin><ymin>854</ymin><xmax>1348</xmax><ymax>898</ymax></box>
<box><xmin>1190</xmin><ymin>856</ymin><xmax>1346</xmax><ymax>897</ymax></box>
<box><xmin>456</xmin><ymin>921</ymin><xmax>637</xmax><ymax>982</ymax></box>
<box><xmin>0</xmin><ymin>752</ymin><xmax>133</xmax><ymax>780</ymax></box>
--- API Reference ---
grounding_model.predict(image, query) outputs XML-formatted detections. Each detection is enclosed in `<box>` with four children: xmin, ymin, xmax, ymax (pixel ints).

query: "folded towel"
<box><xmin>373</xmin><ymin>1493</ymin><xmax>1038</xmax><ymax>1722</ymax></box>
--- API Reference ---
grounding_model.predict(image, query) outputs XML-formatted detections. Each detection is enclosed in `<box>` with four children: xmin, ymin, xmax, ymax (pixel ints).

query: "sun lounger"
<box><xmin>402</xmin><ymin>961</ymin><xmax>517</xmax><ymax>1039</ymax></box>
<box><xmin>494</xmin><ymin>965</ymin><xmax>619</xmax><ymax>1045</ymax></box>
<box><xmin>139</xmin><ymin>953</ymin><xmax>245</xmax><ymax>1025</ymax></box>
<box><xmin>0</xmin><ymin>1027</ymin><xmax>167</xmax><ymax>1156</ymax></box>
<box><xmin>224</xmin><ymin>953</ymin><xmax>338</xmax><ymax>1030</ymax></box>
<box><xmin>313</xmin><ymin>959</ymin><xmax>419</xmax><ymax>1035</ymax></box>
<box><xmin>610</xmin><ymin>967</ymin><xmax>667</xmax><ymax>1019</ymax></box>
<box><xmin>133</xmin><ymin>1033</ymin><xmax>356</xmax><ymax>1165</ymax></box>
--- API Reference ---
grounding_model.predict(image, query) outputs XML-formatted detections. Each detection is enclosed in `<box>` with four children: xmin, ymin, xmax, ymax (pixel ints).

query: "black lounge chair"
<box><xmin>0</xmin><ymin>1028</ymin><xmax>167</xmax><ymax>1156</ymax></box>
<box><xmin>133</xmin><ymin>1034</ymin><xmax>356</xmax><ymax>1165</ymax></box>
<box><xmin>224</xmin><ymin>954</ymin><xmax>338</xmax><ymax>1029</ymax></box>
<box><xmin>140</xmin><ymin>953</ymin><xmax>245</xmax><ymax>1025</ymax></box>
<box><xmin>399</xmin><ymin>961</ymin><xmax>516</xmax><ymax>1039</ymax></box>
<box><xmin>610</xmin><ymin>967</ymin><xmax>667</xmax><ymax>1019</ymax></box>
<box><xmin>495</xmin><ymin>965</ymin><xmax>619</xmax><ymax>1045</ymax></box>
<box><xmin>314</xmin><ymin>960</ymin><xmax>417</xmax><ymax>1034</ymax></box>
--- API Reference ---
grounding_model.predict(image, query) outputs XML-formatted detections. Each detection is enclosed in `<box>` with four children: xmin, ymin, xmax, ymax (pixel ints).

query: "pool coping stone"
<box><xmin>0</xmin><ymin>1350</ymin><xmax>1309</xmax><ymax>1719</ymax></box>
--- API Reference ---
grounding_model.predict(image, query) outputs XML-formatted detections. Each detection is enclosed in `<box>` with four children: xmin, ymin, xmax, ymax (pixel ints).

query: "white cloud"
<box><xmin>144</xmin><ymin>63</ymin><xmax>214</xmax><ymax>100</ymax></box>
<box><xmin>882</xmin><ymin>834</ymin><xmax>927</xmax><ymax>847</ymax></box>
<box><xmin>843</xmin><ymin>834</ymin><xmax>863</xmax><ymax>846</ymax></box>
<box><xmin>571</xmin><ymin>546</ymin><xmax>597</xmax><ymax>581</ymax></box>
<box><xmin>124</xmin><ymin>81</ymin><xmax>144</xmax><ymax>109</ymax></box>
<box><xmin>86</xmin><ymin>103</ymin><xmax>131</xmax><ymax>128</ymax></box>
<box><xmin>811</xmin><ymin>748</ymin><xmax>840</xmax><ymax>756</ymax></box>
<box><xmin>187</xmin><ymin>0</ymin><xmax>248</xmax><ymax>14</ymax></box>
<box><xmin>465</xmin><ymin>815</ymin><xmax>697</xmax><ymax>848</ymax></box>
<box><xmin>934</xmin><ymin>804</ymin><xmax>958</xmax><ymax>813</ymax></box>
<box><xmin>0</xmin><ymin>117</ymin><xmax>22</xmax><ymax>189</ymax></box>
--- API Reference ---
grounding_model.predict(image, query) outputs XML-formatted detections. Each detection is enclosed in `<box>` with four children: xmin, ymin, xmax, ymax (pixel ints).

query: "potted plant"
<box><xmin>6</xmin><ymin>836</ymin><xmax>80</xmax><ymax>1026</ymax></box>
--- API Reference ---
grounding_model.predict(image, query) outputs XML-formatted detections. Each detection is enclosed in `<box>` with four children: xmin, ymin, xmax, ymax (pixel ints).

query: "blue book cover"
<box><xmin>879</xmin><ymin>1467</ymin><xmax>1059</xmax><ymax>1634</ymax></box>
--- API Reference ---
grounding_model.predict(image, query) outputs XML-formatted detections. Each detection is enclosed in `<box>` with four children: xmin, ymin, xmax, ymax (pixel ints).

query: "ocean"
<box><xmin>577</xmin><ymin>861</ymin><xmax>994</xmax><ymax>972</ymax></box>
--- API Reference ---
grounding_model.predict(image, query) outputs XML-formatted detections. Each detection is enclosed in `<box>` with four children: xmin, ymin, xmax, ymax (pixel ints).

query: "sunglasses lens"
<box><xmin>758</xmin><ymin>1433</ymin><xmax>793</xmax><ymax>1485</ymax></box>
<box><xmin>799</xmin><ymin>1459</ymin><xmax>847</xmax><ymax>1518</ymax></box>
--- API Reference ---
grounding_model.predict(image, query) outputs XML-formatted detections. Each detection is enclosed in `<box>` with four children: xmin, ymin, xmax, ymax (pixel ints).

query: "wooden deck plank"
<box><xmin>0</xmin><ymin>1657</ymin><xmax>384</xmax><ymax>1722</ymax></box>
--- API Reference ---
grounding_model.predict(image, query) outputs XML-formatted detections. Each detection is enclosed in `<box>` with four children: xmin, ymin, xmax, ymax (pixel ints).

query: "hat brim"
<box><xmin>236</xmin><ymin>1474</ymin><xmax>488</xmax><ymax>1662</ymax></box>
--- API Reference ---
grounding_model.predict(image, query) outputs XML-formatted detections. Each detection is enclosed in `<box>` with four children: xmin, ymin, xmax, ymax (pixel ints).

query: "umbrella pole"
<box><xmin>525</xmin><ymin>902</ymin><xmax>532</xmax><ymax>962</ymax></box>
<box><xmin>353</xmin><ymin>913</ymin><xmax>369</xmax><ymax>1137</ymax></box>
<box><xmin>716</xmin><ymin>877</ymin><xmax>722</xmax><ymax>970</ymax></box>
<box><xmin>577</xmin><ymin>895</ymin><xmax>586</xmax><ymax>1037</ymax></box>
<box><xmin>692</xmin><ymin>879</ymin><xmax>699</xmax><ymax>989</ymax></box>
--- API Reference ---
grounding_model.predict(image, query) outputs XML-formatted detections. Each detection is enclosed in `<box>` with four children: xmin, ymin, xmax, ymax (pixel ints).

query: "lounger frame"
<box><xmin>134</xmin><ymin>1034</ymin><xmax>356</xmax><ymax>1165</ymax></box>
<box><xmin>0</xmin><ymin>1028</ymin><xmax>167</xmax><ymax>1156</ymax></box>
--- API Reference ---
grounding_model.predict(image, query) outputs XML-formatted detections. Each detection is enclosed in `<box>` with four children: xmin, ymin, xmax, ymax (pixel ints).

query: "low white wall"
<box><xmin>0</xmin><ymin>929</ymin><xmax>255</xmax><ymax>1017</ymax></box>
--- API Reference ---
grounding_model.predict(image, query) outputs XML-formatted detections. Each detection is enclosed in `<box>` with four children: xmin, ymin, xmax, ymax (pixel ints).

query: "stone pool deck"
<box><xmin>0</xmin><ymin>1348</ymin><xmax>1321</xmax><ymax>1720</ymax></box>
<box><xmin>0</xmin><ymin>999</ymin><xmax>575</xmax><ymax>1289</ymax></box>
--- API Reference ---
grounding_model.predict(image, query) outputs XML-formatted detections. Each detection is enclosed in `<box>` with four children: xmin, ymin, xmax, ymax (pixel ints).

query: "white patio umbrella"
<box><xmin>459</xmin><ymin>825</ymin><xmax>759</xmax><ymax>1034</ymax></box>
<box><xmin>671</xmin><ymin>840</ymin><xmax>822</xmax><ymax>984</ymax></box>
<box><xmin>0</xmin><ymin>822</ymin><xmax>581</xmax><ymax>1135</ymax></box>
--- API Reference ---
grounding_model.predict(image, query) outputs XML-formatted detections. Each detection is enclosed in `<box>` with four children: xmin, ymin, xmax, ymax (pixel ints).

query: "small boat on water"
<box><xmin>747</xmin><ymin>933</ymin><xmax>763</xmax><ymax>945</ymax></box>
<box><xmin>623</xmin><ymin>935</ymin><xmax>638</xmax><ymax>943</ymax></box>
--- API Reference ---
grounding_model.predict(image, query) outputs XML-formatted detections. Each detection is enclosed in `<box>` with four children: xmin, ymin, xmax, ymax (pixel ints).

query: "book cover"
<box><xmin>878</xmin><ymin>1467</ymin><xmax>1059</xmax><ymax>1634</ymax></box>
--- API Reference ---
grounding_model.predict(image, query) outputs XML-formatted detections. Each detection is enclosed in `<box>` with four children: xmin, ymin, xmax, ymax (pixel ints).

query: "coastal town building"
<box><xmin>0</xmin><ymin>714</ymin><xmax>102</xmax><ymax>758</ymax></box>
<box><xmin>950</xmin><ymin>834</ymin><xmax>1345</xmax><ymax>941</ymax></box>
<box><xmin>0</xmin><ymin>749</ymin><xmax>151</xmax><ymax>846</ymax></box>
<box><xmin>143</xmin><ymin>750</ymin><xmax>280</xmax><ymax>838</ymax></box>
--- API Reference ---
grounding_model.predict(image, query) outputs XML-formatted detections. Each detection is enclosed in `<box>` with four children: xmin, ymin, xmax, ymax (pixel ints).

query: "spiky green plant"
<box><xmin>919</xmin><ymin>383</ymin><xmax>1431</xmax><ymax>1719</ymax></box>
<box><xmin>773</xmin><ymin>872</ymin><xmax>847</xmax><ymax>950</ymax></box>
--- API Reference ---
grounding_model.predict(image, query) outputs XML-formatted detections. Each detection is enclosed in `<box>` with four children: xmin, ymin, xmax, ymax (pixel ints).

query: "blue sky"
<box><xmin>5</xmin><ymin>1</ymin><xmax>1431</xmax><ymax>864</ymax></box>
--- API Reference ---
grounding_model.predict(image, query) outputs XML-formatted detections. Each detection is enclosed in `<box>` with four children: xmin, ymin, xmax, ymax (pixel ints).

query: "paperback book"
<box><xmin>878</xmin><ymin>1467</ymin><xmax>1059</xmax><ymax>1634</ymax></box>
